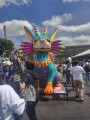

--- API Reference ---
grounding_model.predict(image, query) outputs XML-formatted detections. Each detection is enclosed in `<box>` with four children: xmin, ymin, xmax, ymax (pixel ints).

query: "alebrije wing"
<box><xmin>51</xmin><ymin>40</ymin><xmax>63</xmax><ymax>54</ymax></box>
<box><xmin>21</xmin><ymin>41</ymin><xmax>33</xmax><ymax>56</ymax></box>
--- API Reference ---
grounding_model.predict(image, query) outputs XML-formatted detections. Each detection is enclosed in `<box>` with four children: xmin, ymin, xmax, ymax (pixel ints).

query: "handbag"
<box><xmin>28</xmin><ymin>85</ymin><xmax>36</xmax><ymax>101</ymax></box>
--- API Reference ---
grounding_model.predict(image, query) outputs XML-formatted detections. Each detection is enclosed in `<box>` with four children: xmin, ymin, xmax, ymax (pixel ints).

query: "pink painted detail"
<box><xmin>21</xmin><ymin>42</ymin><xmax>33</xmax><ymax>55</ymax></box>
<box><xmin>22</xmin><ymin>46</ymin><xmax>32</xmax><ymax>49</ymax></box>
<box><xmin>52</xmin><ymin>43</ymin><xmax>62</xmax><ymax>46</ymax></box>
<box><xmin>51</xmin><ymin>46</ymin><xmax>60</xmax><ymax>48</ymax></box>
<box><xmin>24</xmin><ymin>51</ymin><xmax>33</xmax><ymax>55</ymax></box>
<box><xmin>22</xmin><ymin>42</ymin><xmax>32</xmax><ymax>45</ymax></box>
<box><xmin>23</xmin><ymin>42</ymin><xmax>32</xmax><ymax>44</ymax></box>
<box><xmin>22</xmin><ymin>44</ymin><xmax>32</xmax><ymax>47</ymax></box>
<box><xmin>23</xmin><ymin>49</ymin><xmax>33</xmax><ymax>52</ymax></box>
<box><xmin>23</xmin><ymin>49</ymin><xmax>33</xmax><ymax>55</ymax></box>
<box><xmin>24</xmin><ymin>43</ymin><xmax>32</xmax><ymax>45</ymax></box>
<box><xmin>51</xmin><ymin>49</ymin><xmax>58</xmax><ymax>52</ymax></box>
<box><xmin>51</xmin><ymin>46</ymin><xmax>60</xmax><ymax>52</ymax></box>
<box><xmin>40</xmin><ymin>40</ymin><xmax>45</xmax><ymax>44</ymax></box>
<box><xmin>51</xmin><ymin>48</ymin><xmax>60</xmax><ymax>51</ymax></box>
<box><xmin>52</xmin><ymin>40</ymin><xmax>60</xmax><ymax>43</ymax></box>
<box><xmin>51</xmin><ymin>51</ymin><xmax>58</xmax><ymax>54</ymax></box>
<box><xmin>51</xmin><ymin>42</ymin><xmax>60</xmax><ymax>44</ymax></box>
<box><xmin>22</xmin><ymin>48</ymin><xmax>30</xmax><ymax>50</ymax></box>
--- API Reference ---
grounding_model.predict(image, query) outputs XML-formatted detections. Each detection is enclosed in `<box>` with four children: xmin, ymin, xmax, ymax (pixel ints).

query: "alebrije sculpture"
<box><xmin>21</xmin><ymin>25</ymin><xmax>64</xmax><ymax>94</ymax></box>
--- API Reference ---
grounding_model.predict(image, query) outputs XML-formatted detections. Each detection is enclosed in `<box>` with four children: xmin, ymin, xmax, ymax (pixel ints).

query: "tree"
<box><xmin>0</xmin><ymin>37</ymin><xmax>14</xmax><ymax>56</ymax></box>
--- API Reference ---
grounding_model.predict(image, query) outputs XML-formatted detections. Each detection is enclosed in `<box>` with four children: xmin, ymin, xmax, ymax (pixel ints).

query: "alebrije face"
<box><xmin>24</xmin><ymin>25</ymin><xmax>58</xmax><ymax>52</ymax></box>
<box><xmin>33</xmin><ymin>34</ymin><xmax>51</xmax><ymax>52</ymax></box>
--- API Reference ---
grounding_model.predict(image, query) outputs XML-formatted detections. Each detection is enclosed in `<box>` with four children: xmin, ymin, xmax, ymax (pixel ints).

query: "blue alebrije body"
<box><xmin>21</xmin><ymin>25</ymin><xmax>63</xmax><ymax>90</ymax></box>
<box><xmin>35</xmin><ymin>51</ymin><xmax>62</xmax><ymax>89</ymax></box>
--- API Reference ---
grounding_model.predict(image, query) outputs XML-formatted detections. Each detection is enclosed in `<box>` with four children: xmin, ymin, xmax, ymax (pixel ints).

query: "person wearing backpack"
<box><xmin>20</xmin><ymin>61</ymin><xmax>39</xmax><ymax>120</ymax></box>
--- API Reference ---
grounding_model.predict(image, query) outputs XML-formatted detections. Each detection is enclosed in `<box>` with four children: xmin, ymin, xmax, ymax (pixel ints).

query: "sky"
<box><xmin>0</xmin><ymin>0</ymin><xmax>90</xmax><ymax>48</ymax></box>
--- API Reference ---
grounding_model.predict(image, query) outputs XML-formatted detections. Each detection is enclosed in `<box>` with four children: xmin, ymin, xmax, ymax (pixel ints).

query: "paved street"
<box><xmin>22</xmin><ymin>82</ymin><xmax>90</xmax><ymax>120</ymax></box>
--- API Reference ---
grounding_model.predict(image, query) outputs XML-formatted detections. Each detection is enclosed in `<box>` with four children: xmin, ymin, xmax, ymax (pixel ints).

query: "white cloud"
<box><xmin>57</xmin><ymin>22</ymin><xmax>90</xmax><ymax>46</ymax></box>
<box><xmin>0</xmin><ymin>20</ymin><xmax>33</xmax><ymax>36</ymax></box>
<box><xmin>84</xmin><ymin>0</ymin><xmax>90</xmax><ymax>2</ymax></box>
<box><xmin>42</xmin><ymin>16</ymin><xmax>90</xmax><ymax>46</ymax></box>
<box><xmin>58</xmin><ymin>22</ymin><xmax>90</xmax><ymax>33</ymax></box>
<box><xmin>63</xmin><ymin>0</ymin><xmax>80</xmax><ymax>3</ymax></box>
<box><xmin>1</xmin><ymin>19</ymin><xmax>90</xmax><ymax>47</ymax></box>
<box><xmin>60</xmin><ymin>35</ymin><xmax>90</xmax><ymax>46</ymax></box>
<box><xmin>62</xmin><ymin>0</ymin><xmax>90</xmax><ymax>3</ymax></box>
<box><xmin>42</xmin><ymin>14</ymin><xmax>72</xmax><ymax>27</ymax></box>
<box><xmin>0</xmin><ymin>0</ymin><xmax>30</xmax><ymax>8</ymax></box>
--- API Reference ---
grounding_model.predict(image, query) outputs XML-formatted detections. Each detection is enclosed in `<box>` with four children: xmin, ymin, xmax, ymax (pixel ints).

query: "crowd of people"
<box><xmin>57</xmin><ymin>58</ymin><xmax>90</xmax><ymax>102</ymax></box>
<box><xmin>0</xmin><ymin>59</ymin><xmax>39</xmax><ymax>120</ymax></box>
<box><xmin>0</xmin><ymin>57</ymin><xmax>90</xmax><ymax>119</ymax></box>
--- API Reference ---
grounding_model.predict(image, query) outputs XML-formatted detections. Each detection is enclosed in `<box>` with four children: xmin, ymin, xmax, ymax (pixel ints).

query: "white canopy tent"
<box><xmin>72</xmin><ymin>49</ymin><xmax>90</xmax><ymax>58</ymax></box>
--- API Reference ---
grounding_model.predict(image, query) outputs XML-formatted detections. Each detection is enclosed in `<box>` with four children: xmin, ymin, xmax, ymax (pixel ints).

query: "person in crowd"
<box><xmin>9</xmin><ymin>65</ymin><xmax>14</xmax><ymax>81</ymax></box>
<box><xmin>3</xmin><ymin>65</ymin><xmax>10</xmax><ymax>84</ymax></box>
<box><xmin>0</xmin><ymin>63</ymin><xmax>3</xmax><ymax>79</ymax></box>
<box><xmin>70</xmin><ymin>61</ymin><xmax>75</xmax><ymax>90</ymax></box>
<box><xmin>0</xmin><ymin>77</ymin><xmax>25</xmax><ymax>120</ymax></box>
<box><xmin>57</xmin><ymin>63</ymin><xmax>63</xmax><ymax>75</ymax></box>
<box><xmin>20</xmin><ymin>61</ymin><xmax>39</xmax><ymax>120</ymax></box>
<box><xmin>70</xmin><ymin>60</ymin><xmax>85</xmax><ymax>102</ymax></box>
<box><xmin>62</xmin><ymin>62</ymin><xmax>66</xmax><ymax>77</ymax></box>
<box><xmin>9</xmin><ymin>73</ymin><xmax>21</xmax><ymax>96</ymax></box>
<box><xmin>83</xmin><ymin>60</ymin><xmax>90</xmax><ymax>85</ymax></box>
<box><xmin>65</xmin><ymin>61</ymin><xmax>72</xmax><ymax>85</ymax></box>
<box><xmin>54</xmin><ymin>60</ymin><xmax>59</xmax><ymax>70</ymax></box>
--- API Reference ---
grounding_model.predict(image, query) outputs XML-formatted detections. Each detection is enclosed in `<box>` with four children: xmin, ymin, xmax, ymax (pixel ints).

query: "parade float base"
<box><xmin>39</xmin><ymin>87</ymin><xmax>68</xmax><ymax>101</ymax></box>
<box><xmin>53</xmin><ymin>87</ymin><xmax>68</xmax><ymax>100</ymax></box>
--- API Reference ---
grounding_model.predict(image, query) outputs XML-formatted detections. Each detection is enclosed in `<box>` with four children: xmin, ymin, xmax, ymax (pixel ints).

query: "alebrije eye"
<box><xmin>34</xmin><ymin>37</ymin><xmax>38</xmax><ymax>43</ymax></box>
<box><xmin>46</xmin><ymin>37</ymin><xmax>50</xmax><ymax>42</ymax></box>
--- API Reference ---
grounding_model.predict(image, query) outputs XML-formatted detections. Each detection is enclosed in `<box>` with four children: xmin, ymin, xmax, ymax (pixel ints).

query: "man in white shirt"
<box><xmin>0</xmin><ymin>78</ymin><xmax>25</xmax><ymax>120</ymax></box>
<box><xmin>70</xmin><ymin>60</ymin><xmax>85</xmax><ymax>102</ymax></box>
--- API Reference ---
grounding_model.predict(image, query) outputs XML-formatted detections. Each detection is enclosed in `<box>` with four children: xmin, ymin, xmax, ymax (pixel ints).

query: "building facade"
<box><xmin>61</xmin><ymin>45</ymin><xmax>90</xmax><ymax>61</ymax></box>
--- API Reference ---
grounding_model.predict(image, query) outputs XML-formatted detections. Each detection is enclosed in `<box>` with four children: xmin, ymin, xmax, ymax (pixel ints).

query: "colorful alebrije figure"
<box><xmin>21</xmin><ymin>25</ymin><xmax>64</xmax><ymax>94</ymax></box>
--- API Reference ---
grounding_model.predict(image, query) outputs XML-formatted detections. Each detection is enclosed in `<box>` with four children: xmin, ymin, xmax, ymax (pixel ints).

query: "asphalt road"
<box><xmin>22</xmin><ymin>83</ymin><xmax>90</xmax><ymax>120</ymax></box>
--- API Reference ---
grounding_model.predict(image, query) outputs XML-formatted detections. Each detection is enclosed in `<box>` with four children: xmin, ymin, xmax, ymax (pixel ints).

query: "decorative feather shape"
<box><xmin>22</xmin><ymin>45</ymin><xmax>32</xmax><ymax>48</ymax></box>
<box><xmin>52</xmin><ymin>43</ymin><xmax>63</xmax><ymax>47</ymax></box>
<box><xmin>51</xmin><ymin>40</ymin><xmax>63</xmax><ymax>54</ymax></box>
<box><xmin>20</xmin><ymin>41</ymin><xmax>33</xmax><ymax>55</ymax></box>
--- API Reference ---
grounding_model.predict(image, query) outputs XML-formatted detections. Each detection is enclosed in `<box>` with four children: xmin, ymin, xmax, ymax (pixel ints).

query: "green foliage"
<box><xmin>0</xmin><ymin>37</ymin><xmax>14</xmax><ymax>55</ymax></box>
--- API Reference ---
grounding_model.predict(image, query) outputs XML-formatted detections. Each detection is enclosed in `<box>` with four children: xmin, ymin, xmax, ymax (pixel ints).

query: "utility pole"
<box><xmin>4</xmin><ymin>25</ymin><xmax>6</xmax><ymax>39</ymax></box>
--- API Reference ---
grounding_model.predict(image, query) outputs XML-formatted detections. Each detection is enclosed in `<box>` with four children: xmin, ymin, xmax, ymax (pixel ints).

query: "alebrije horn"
<box><xmin>43</xmin><ymin>26</ymin><xmax>48</xmax><ymax>35</ymax></box>
<box><xmin>34</xmin><ymin>25</ymin><xmax>40</xmax><ymax>37</ymax></box>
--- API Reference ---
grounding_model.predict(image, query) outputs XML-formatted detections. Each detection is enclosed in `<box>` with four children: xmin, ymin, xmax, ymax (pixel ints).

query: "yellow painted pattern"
<box><xmin>35</xmin><ymin>58</ymin><xmax>51</xmax><ymax>67</ymax></box>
